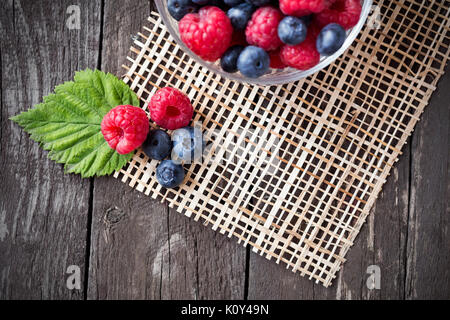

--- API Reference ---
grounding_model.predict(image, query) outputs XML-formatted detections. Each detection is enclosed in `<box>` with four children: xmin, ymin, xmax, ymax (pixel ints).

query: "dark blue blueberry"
<box><xmin>221</xmin><ymin>45</ymin><xmax>245</xmax><ymax>73</ymax></box>
<box><xmin>245</xmin><ymin>0</ymin><xmax>270</xmax><ymax>6</ymax></box>
<box><xmin>278</xmin><ymin>16</ymin><xmax>307</xmax><ymax>45</ymax></box>
<box><xmin>224</xmin><ymin>0</ymin><xmax>244</xmax><ymax>5</ymax></box>
<box><xmin>167</xmin><ymin>0</ymin><xmax>198</xmax><ymax>21</ymax></box>
<box><xmin>172</xmin><ymin>126</ymin><xmax>204</xmax><ymax>164</ymax></box>
<box><xmin>156</xmin><ymin>160</ymin><xmax>185</xmax><ymax>188</ymax></box>
<box><xmin>316</xmin><ymin>23</ymin><xmax>346</xmax><ymax>55</ymax></box>
<box><xmin>142</xmin><ymin>129</ymin><xmax>172</xmax><ymax>160</ymax></box>
<box><xmin>227</xmin><ymin>3</ymin><xmax>255</xmax><ymax>30</ymax></box>
<box><xmin>237</xmin><ymin>46</ymin><xmax>270</xmax><ymax>78</ymax></box>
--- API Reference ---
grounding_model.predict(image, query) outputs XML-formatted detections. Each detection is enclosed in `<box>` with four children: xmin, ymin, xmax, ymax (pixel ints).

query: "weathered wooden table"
<box><xmin>1</xmin><ymin>1</ymin><xmax>449</xmax><ymax>300</ymax></box>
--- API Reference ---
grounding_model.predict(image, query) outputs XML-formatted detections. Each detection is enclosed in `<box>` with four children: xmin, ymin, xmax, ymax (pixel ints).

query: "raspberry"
<box><xmin>246</xmin><ymin>6</ymin><xmax>284</xmax><ymax>52</ymax></box>
<box><xmin>315</xmin><ymin>0</ymin><xmax>362</xmax><ymax>29</ymax></box>
<box><xmin>269</xmin><ymin>50</ymin><xmax>287</xmax><ymax>69</ymax></box>
<box><xmin>149</xmin><ymin>87</ymin><xmax>194</xmax><ymax>130</ymax></box>
<box><xmin>280</xmin><ymin>29</ymin><xmax>320</xmax><ymax>70</ymax></box>
<box><xmin>179</xmin><ymin>6</ymin><xmax>233</xmax><ymax>62</ymax></box>
<box><xmin>279</xmin><ymin>0</ymin><xmax>335</xmax><ymax>16</ymax></box>
<box><xmin>101</xmin><ymin>105</ymin><xmax>150</xmax><ymax>155</ymax></box>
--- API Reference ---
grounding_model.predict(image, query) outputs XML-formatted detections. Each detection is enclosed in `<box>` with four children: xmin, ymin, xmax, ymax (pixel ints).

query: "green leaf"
<box><xmin>11</xmin><ymin>69</ymin><xmax>140</xmax><ymax>178</ymax></box>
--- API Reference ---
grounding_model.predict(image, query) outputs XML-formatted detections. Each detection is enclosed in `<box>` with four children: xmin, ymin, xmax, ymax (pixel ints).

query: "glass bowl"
<box><xmin>155</xmin><ymin>0</ymin><xmax>373</xmax><ymax>85</ymax></box>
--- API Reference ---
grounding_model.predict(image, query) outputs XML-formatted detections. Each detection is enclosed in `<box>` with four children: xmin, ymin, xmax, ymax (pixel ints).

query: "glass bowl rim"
<box><xmin>154</xmin><ymin>0</ymin><xmax>373</xmax><ymax>86</ymax></box>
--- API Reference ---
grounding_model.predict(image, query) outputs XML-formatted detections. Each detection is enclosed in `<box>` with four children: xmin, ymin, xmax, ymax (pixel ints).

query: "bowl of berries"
<box><xmin>155</xmin><ymin>0</ymin><xmax>372</xmax><ymax>85</ymax></box>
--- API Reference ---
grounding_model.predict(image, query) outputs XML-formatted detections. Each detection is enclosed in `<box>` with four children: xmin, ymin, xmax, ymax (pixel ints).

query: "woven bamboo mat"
<box><xmin>117</xmin><ymin>0</ymin><xmax>450</xmax><ymax>287</ymax></box>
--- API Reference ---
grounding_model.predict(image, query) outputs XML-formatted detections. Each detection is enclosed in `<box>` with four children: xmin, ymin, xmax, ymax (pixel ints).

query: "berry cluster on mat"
<box><xmin>168</xmin><ymin>0</ymin><xmax>362</xmax><ymax>78</ymax></box>
<box><xmin>102</xmin><ymin>87</ymin><xmax>203</xmax><ymax>189</ymax></box>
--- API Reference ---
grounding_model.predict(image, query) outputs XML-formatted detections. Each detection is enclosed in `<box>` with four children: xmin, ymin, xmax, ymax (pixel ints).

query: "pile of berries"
<box><xmin>101</xmin><ymin>87</ymin><xmax>203</xmax><ymax>189</ymax></box>
<box><xmin>168</xmin><ymin>0</ymin><xmax>362</xmax><ymax>78</ymax></box>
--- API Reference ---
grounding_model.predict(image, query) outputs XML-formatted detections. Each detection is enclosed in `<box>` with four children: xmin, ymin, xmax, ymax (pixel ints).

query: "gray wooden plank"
<box><xmin>165</xmin><ymin>208</ymin><xmax>246</xmax><ymax>299</ymax></box>
<box><xmin>405</xmin><ymin>65</ymin><xmax>450</xmax><ymax>299</ymax></box>
<box><xmin>0</xmin><ymin>0</ymin><xmax>101</xmax><ymax>299</ymax></box>
<box><xmin>248</xmin><ymin>254</ymin><xmax>315</xmax><ymax>299</ymax></box>
<box><xmin>87</xmin><ymin>178</ymin><xmax>169</xmax><ymax>299</ymax></box>
<box><xmin>86</xmin><ymin>0</ymin><xmax>161</xmax><ymax>299</ymax></box>
<box><xmin>87</xmin><ymin>0</ymin><xmax>247</xmax><ymax>299</ymax></box>
<box><xmin>314</xmin><ymin>150</ymin><xmax>410</xmax><ymax>300</ymax></box>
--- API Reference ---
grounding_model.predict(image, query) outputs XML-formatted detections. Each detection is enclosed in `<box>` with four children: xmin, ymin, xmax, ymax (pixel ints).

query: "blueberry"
<box><xmin>224</xmin><ymin>0</ymin><xmax>244</xmax><ymax>5</ymax></box>
<box><xmin>156</xmin><ymin>160</ymin><xmax>185</xmax><ymax>188</ymax></box>
<box><xmin>142</xmin><ymin>129</ymin><xmax>172</xmax><ymax>160</ymax></box>
<box><xmin>227</xmin><ymin>3</ymin><xmax>255</xmax><ymax>30</ymax></box>
<box><xmin>167</xmin><ymin>0</ymin><xmax>198</xmax><ymax>21</ymax></box>
<box><xmin>221</xmin><ymin>45</ymin><xmax>245</xmax><ymax>73</ymax></box>
<box><xmin>316</xmin><ymin>23</ymin><xmax>346</xmax><ymax>55</ymax></box>
<box><xmin>245</xmin><ymin>0</ymin><xmax>270</xmax><ymax>6</ymax></box>
<box><xmin>278</xmin><ymin>16</ymin><xmax>307</xmax><ymax>45</ymax></box>
<box><xmin>172</xmin><ymin>126</ymin><xmax>204</xmax><ymax>164</ymax></box>
<box><xmin>237</xmin><ymin>46</ymin><xmax>270</xmax><ymax>78</ymax></box>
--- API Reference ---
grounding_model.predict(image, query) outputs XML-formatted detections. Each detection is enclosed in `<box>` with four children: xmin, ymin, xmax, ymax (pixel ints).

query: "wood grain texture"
<box><xmin>87</xmin><ymin>0</ymin><xmax>246</xmax><ymax>299</ymax></box>
<box><xmin>86</xmin><ymin>0</ymin><xmax>162</xmax><ymax>300</ymax></box>
<box><xmin>87</xmin><ymin>177</ymin><xmax>169</xmax><ymax>299</ymax></box>
<box><xmin>0</xmin><ymin>0</ymin><xmax>101</xmax><ymax>299</ymax></box>
<box><xmin>405</xmin><ymin>66</ymin><xmax>450</xmax><ymax>299</ymax></box>
<box><xmin>165</xmin><ymin>208</ymin><xmax>246</xmax><ymax>299</ymax></box>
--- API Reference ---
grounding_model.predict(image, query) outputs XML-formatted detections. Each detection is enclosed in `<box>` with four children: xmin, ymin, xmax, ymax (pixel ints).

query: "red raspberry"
<box><xmin>269</xmin><ymin>50</ymin><xmax>287</xmax><ymax>69</ymax></box>
<box><xmin>246</xmin><ymin>7</ymin><xmax>283</xmax><ymax>52</ymax></box>
<box><xmin>179</xmin><ymin>6</ymin><xmax>233</xmax><ymax>62</ymax></box>
<box><xmin>280</xmin><ymin>0</ymin><xmax>336</xmax><ymax>16</ymax></box>
<box><xmin>101</xmin><ymin>105</ymin><xmax>150</xmax><ymax>155</ymax></box>
<box><xmin>280</xmin><ymin>29</ymin><xmax>320</xmax><ymax>70</ymax></box>
<box><xmin>315</xmin><ymin>0</ymin><xmax>362</xmax><ymax>29</ymax></box>
<box><xmin>149</xmin><ymin>87</ymin><xmax>194</xmax><ymax>130</ymax></box>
